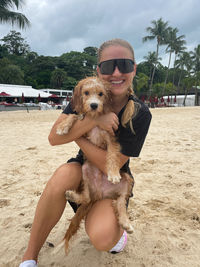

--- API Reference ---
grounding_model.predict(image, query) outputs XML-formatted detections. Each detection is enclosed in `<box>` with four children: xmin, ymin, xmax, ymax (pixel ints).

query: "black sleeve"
<box><xmin>118</xmin><ymin>103</ymin><xmax>152</xmax><ymax>157</ymax></box>
<box><xmin>62</xmin><ymin>102</ymin><xmax>77</xmax><ymax>115</ymax></box>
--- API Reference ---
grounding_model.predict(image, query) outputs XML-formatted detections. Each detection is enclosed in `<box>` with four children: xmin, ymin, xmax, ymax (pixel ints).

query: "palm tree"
<box><xmin>190</xmin><ymin>44</ymin><xmax>200</xmax><ymax>72</ymax></box>
<box><xmin>0</xmin><ymin>0</ymin><xmax>30</xmax><ymax>29</ymax></box>
<box><xmin>143</xmin><ymin>18</ymin><xmax>169</xmax><ymax>95</ymax></box>
<box><xmin>190</xmin><ymin>44</ymin><xmax>200</xmax><ymax>105</ymax></box>
<box><xmin>175</xmin><ymin>52</ymin><xmax>193</xmax><ymax>94</ymax></box>
<box><xmin>162</xmin><ymin>27</ymin><xmax>186</xmax><ymax>95</ymax></box>
<box><xmin>143</xmin><ymin>51</ymin><xmax>162</xmax><ymax>84</ymax></box>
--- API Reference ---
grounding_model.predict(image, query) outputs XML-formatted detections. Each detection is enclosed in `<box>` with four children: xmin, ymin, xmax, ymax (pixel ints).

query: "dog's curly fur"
<box><xmin>56</xmin><ymin>77</ymin><xmax>134</xmax><ymax>253</ymax></box>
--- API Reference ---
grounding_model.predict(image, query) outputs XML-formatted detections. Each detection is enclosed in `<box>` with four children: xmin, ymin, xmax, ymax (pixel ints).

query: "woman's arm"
<box><xmin>48</xmin><ymin>112</ymin><xmax>119</xmax><ymax>146</ymax></box>
<box><xmin>48</xmin><ymin>113</ymin><xmax>96</xmax><ymax>145</ymax></box>
<box><xmin>75</xmin><ymin>137</ymin><xmax>129</xmax><ymax>174</ymax></box>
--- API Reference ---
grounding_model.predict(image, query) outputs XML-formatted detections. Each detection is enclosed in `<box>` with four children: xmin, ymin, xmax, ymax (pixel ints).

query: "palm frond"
<box><xmin>0</xmin><ymin>7</ymin><xmax>30</xmax><ymax>28</ymax></box>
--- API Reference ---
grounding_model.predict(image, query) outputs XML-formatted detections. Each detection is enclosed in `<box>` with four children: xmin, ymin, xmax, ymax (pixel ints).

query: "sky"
<box><xmin>0</xmin><ymin>0</ymin><xmax>200</xmax><ymax>66</ymax></box>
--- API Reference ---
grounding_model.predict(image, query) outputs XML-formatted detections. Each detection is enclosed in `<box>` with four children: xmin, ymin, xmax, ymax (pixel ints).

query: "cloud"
<box><xmin>0</xmin><ymin>0</ymin><xmax>200</xmax><ymax>66</ymax></box>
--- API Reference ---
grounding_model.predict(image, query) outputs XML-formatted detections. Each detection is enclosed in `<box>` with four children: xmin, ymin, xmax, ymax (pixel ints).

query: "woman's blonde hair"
<box><xmin>98</xmin><ymin>38</ymin><xmax>140</xmax><ymax>133</ymax></box>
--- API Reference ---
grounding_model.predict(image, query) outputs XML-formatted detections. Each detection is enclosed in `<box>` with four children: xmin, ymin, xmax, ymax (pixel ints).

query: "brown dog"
<box><xmin>56</xmin><ymin>77</ymin><xmax>134</xmax><ymax>253</ymax></box>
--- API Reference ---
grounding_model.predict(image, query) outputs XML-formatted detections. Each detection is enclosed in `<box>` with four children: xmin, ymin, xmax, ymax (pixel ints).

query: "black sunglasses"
<box><xmin>98</xmin><ymin>58</ymin><xmax>134</xmax><ymax>75</ymax></box>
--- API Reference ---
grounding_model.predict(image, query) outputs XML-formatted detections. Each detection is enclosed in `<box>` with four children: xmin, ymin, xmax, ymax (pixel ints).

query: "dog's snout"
<box><xmin>90</xmin><ymin>103</ymin><xmax>98</xmax><ymax>110</ymax></box>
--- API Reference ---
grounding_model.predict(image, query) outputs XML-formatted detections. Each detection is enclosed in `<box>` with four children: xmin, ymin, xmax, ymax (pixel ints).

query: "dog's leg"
<box><xmin>112</xmin><ymin>197</ymin><xmax>133</xmax><ymax>234</ymax></box>
<box><xmin>104</xmin><ymin>134</ymin><xmax>121</xmax><ymax>184</ymax></box>
<box><xmin>56</xmin><ymin>114</ymin><xmax>78</xmax><ymax>135</ymax></box>
<box><xmin>66</xmin><ymin>180</ymin><xmax>90</xmax><ymax>204</ymax></box>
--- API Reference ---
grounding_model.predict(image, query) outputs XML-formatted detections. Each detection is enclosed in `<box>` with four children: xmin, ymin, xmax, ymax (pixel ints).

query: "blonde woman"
<box><xmin>20</xmin><ymin>39</ymin><xmax>151</xmax><ymax>267</ymax></box>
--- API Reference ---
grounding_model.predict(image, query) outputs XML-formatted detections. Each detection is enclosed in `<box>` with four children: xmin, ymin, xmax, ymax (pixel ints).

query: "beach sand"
<box><xmin>0</xmin><ymin>107</ymin><xmax>200</xmax><ymax>267</ymax></box>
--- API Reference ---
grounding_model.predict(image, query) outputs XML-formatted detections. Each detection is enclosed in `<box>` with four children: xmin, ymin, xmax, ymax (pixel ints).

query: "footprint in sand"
<box><xmin>0</xmin><ymin>199</ymin><xmax>10</xmax><ymax>208</ymax></box>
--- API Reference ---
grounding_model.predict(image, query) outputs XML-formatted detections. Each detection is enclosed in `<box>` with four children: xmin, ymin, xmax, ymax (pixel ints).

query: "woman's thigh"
<box><xmin>85</xmin><ymin>199</ymin><xmax>123</xmax><ymax>251</ymax></box>
<box><xmin>46</xmin><ymin>162</ymin><xmax>82</xmax><ymax>193</ymax></box>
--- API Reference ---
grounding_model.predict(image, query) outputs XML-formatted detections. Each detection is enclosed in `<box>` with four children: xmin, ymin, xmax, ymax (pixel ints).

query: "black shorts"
<box><xmin>67</xmin><ymin>155</ymin><xmax>134</xmax><ymax>213</ymax></box>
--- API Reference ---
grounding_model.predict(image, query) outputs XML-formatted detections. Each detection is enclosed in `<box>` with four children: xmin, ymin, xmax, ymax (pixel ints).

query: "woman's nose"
<box><xmin>112</xmin><ymin>66</ymin><xmax>121</xmax><ymax>76</ymax></box>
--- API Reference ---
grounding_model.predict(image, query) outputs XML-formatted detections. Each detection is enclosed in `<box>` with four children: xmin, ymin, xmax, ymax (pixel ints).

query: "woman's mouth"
<box><xmin>111</xmin><ymin>80</ymin><xmax>124</xmax><ymax>85</ymax></box>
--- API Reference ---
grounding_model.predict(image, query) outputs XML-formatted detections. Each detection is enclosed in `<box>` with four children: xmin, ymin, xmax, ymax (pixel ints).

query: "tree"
<box><xmin>83</xmin><ymin>46</ymin><xmax>98</xmax><ymax>57</ymax></box>
<box><xmin>0</xmin><ymin>0</ymin><xmax>30</xmax><ymax>29</ymax></box>
<box><xmin>163</xmin><ymin>27</ymin><xmax>186</xmax><ymax>95</ymax></box>
<box><xmin>0</xmin><ymin>43</ymin><xmax>8</xmax><ymax>58</ymax></box>
<box><xmin>191</xmin><ymin>44</ymin><xmax>200</xmax><ymax>73</ymax></box>
<box><xmin>190</xmin><ymin>44</ymin><xmax>200</xmax><ymax>105</ymax></box>
<box><xmin>175</xmin><ymin>51</ymin><xmax>193</xmax><ymax>93</ymax></box>
<box><xmin>50</xmin><ymin>68</ymin><xmax>67</xmax><ymax>89</ymax></box>
<box><xmin>182</xmin><ymin>76</ymin><xmax>195</xmax><ymax>106</ymax></box>
<box><xmin>63</xmin><ymin>76</ymin><xmax>77</xmax><ymax>91</ymax></box>
<box><xmin>59</xmin><ymin>51</ymin><xmax>96</xmax><ymax>80</ymax></box>
<box><xmin>143</xmin><ymin>18</ymin><xmax>169</xmax><ymax>94</ymax></box>
<box><xmin>143</xmin><ymin>51</ymin><xmax>162</xmax><ymax>85</ymax></box>
<box><xmin>1</xmin><ymin>30</ymin><xmax>30</xmax><ymax>55</ymax></box>
<box><xmin>134</xmin><ymin>73</ymin><xmax>149</xmax><ymax>96</ymax></box>
<box><xmin>0</xmin><ymin>64</ymin><xmax>24</xmax><ymax>84</ymax></box>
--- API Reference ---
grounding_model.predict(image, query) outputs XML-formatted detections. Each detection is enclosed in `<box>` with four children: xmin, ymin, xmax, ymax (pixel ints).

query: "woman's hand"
<box><xmin>96</xmin><ymin>112</ymin><xmax>119</xmax><ymax>135</ymax></box>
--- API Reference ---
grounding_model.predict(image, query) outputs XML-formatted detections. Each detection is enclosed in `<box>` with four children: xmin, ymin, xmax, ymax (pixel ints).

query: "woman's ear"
<box><xmin>134</xmin><ymin>63</ymin><xmax>137</xmax><ymax>75</ymax></box>
<box><xmin>96</xmin><ymin>65</ymin><xmax>101</xmax><ymax>76</ymax></box>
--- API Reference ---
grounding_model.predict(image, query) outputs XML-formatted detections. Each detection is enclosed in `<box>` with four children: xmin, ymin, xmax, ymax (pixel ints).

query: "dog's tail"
<box><xmin>64</xmin><ymin>202</ymin><xmax>93</xmax><ymax>254</ymax></box>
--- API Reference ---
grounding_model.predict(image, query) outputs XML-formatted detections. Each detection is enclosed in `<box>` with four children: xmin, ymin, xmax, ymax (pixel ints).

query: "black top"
<box><xmin>62</xmin><ymin>96</ymin><xmax>152</xmax><ymax>173</ymax></box>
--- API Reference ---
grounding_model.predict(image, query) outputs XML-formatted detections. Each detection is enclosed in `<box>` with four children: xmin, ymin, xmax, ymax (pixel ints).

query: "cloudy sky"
<box><xmin>0</xmin><ymin>0</ymin><xmax>200</xmax><ymax>65</ymax></box>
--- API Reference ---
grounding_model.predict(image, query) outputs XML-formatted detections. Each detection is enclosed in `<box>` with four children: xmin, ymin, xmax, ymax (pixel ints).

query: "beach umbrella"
<box><xmin>49</xmin><ymin>94</ymin><xmax>58</xmax><ymax>98</ymax></box>
<box><xmin>174</xmin><ymin>95</ymin><xmax>176</xmax><ymax>103</ymax></box>
<box><xmin>22</xmin><ymin>93</ymin><xmax>25</xmax><ymax>103</ymax></box>
<box><xmin>0</xmin><ymin>91</ymin><xmax>11</xmax><ymax>96</ymax></box>
<box><xmin>167</xmin><ymin>95</ymin><xmax>170</xmax><ymax>103</ymax></box>
<box><xmin>161</xmin><ymin>96</ymin><xmax>164</xmax><ymax>103</ymax></box>
<box><xmin>38</xmin><ymin>93</ymin><xmax>41</xmax><ymax>102</ymax></box>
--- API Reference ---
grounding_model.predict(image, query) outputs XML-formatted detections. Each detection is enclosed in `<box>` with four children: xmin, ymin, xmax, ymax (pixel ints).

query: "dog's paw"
<box><xmin>123</xmin><ymin>223</ymin><xmax>133</xmax><ymax>234</ymax></box>
<box><xmin>56</xmin><ymin>125</ymin><xmax>69</xmax><ymax>135</ymax></box>
<box><xmin>65</xmin><ymin>190</ymin><xmax>75</xmax><ymax>201</ymax></box>
<box><xmin>107</xmin><ymin>172</ymin><xmax>121</xmax><ymax>184</ymax></box>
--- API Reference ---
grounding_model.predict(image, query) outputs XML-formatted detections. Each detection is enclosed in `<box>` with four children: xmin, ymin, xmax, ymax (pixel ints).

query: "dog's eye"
<box><xmin>99</xmin><ymin>92</ymin><xmax>103</xmax><ymax>96</ymax></box>
<box><xmin>84</xmin><ymin>91</ymin><xmax>89</xmax><ymax>95</ymax></box>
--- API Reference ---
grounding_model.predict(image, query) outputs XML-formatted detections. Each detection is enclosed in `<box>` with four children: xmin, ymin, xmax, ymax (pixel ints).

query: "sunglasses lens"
<box><xmin>117</xmin><ymin>59</ymin><xmax>134</xmax><ymax>73</ymax></box>
<box><xmin>99</xmin><ymin>60</ymin><xmax>115</xmax><ymax>75</ymax></box>
<box><xmin>99</xmin><ymin>59</ymin><xmax>134</xmax><ymax>75</ymax></box>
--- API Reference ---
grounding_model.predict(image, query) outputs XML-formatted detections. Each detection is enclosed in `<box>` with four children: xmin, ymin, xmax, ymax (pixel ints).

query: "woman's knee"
<box><xmin>45</xmin><ymin>163</ymin><xmax>82</xmax><ymax>197</ymax></box>
<box><xmin>85</xmin><ymin>199</ymin><xmax>121</xmax><ymax>251</ymax></box>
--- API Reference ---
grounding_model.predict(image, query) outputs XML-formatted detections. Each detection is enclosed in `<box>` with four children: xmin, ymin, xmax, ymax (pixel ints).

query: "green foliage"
<box><xmin>0</xmin><ymin>30</ymin><xmax>30</xmax><ymax>55</ymax></box>
<box><xmin>0</xmin><ymin>25</ymin><xmax>199</xmax><ymax>98</ymax></box>
<box><xmin>134</xmin><ymin>73</ymin><xmax>149</xmax><ymax>96</ymax></box>
<box><xmin>63</xmin><ymin>77</ymin><xmax>77</xmax><ymax>91</ymax></box>
<box><xmin>0</xmin><ymin>0</ymin><xmax>30</xmax><ymax>29</ymax></box>
<box><xmin>0</xmin><ymin>64</ymin><xmax>24</xmax><ymax>84</ymax></box>
<box><xmin>50</xmin><ymin>68</ymin><xmax>67</xmax><ymax>89</ymax></box>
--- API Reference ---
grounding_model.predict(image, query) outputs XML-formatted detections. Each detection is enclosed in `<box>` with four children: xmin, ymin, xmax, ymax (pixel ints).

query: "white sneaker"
<box><xmin>19</xmin><ymin>260</ymin><xmax>37</xmax><ymax>267</ymax></box>
<box><xmin>109</xmin><ymin>230</ymin><xmax>128</xmax><ymax>254</ymax></box>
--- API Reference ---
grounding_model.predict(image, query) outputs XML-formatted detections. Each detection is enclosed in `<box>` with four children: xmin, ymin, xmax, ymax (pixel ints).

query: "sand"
<box><xmin>0</xmin><ymin>107</ymin><xmax>200</xmax><ymax>267</ymax></box>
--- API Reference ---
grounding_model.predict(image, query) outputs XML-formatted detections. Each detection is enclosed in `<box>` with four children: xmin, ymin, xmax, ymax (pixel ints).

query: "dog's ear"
<box><xmin>101</xmin><ymin>80</ymin><xmax>112</xmax><ymax>113</ymax></box>
<box><xmin>71</xmin><ymin>81</ymin><xmax>83</xmax><ymax>113</ymax></box>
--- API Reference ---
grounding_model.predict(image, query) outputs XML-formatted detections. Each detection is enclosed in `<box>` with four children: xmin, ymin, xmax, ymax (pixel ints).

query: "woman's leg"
<box><xmin>85</xmin><ymin>199</ymin><xmax>124</xmax><ymax>251</ymax></box>
<box><xmin>22</xmin><ymin>162</ymin><xmax>82</xmax><ymax>262</ymax></box>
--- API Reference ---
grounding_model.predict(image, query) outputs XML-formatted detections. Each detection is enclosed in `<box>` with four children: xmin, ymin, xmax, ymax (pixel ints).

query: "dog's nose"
<box><xmin>90</xmin><ymin>103</ymin><xmax>98</xmax><ymax>110</ymax></box>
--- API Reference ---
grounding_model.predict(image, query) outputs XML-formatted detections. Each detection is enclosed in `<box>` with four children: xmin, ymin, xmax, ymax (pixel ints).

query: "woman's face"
<box><xmin>97</xmin><ymin>45</ymin><xmax>136</xmax><ymax>97</ymax></box>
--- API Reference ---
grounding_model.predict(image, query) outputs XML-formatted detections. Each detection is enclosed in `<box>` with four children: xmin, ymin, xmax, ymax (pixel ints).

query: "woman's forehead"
<box><xmin>100</xmin><ymin>45</ymin><xmax>133</xmax><ymax>62</ymax></box>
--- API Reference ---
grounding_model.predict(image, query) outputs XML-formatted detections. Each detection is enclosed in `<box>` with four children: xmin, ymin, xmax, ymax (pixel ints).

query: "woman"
<box><xmin>20</xmin><ymin>39</ymin><xmax>152</xmax><ymax>267</ymax></box>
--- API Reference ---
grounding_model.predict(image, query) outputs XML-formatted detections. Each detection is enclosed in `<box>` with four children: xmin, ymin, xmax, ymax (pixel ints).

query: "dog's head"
<box><xmin>72</xmin><ymin>77</ymin><xmax>111</xmax><ymax>117</ymax></box>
